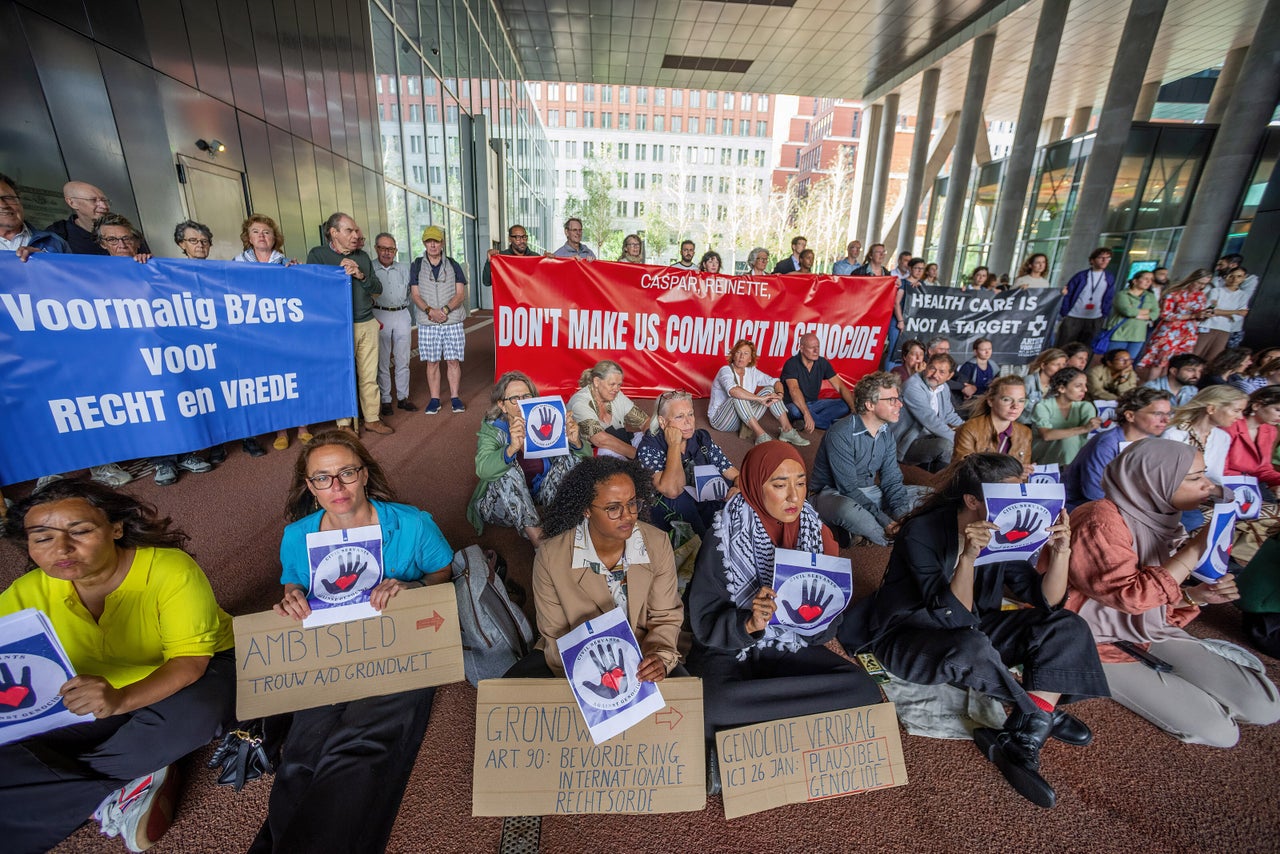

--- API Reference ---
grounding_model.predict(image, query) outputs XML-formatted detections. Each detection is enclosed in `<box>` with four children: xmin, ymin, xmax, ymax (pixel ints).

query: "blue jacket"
<box><xmin>811</xmin><ymin>414</ymin><xmax>913</xmax><ymax>524</ymax></box>
<box><xmin>1061</xmin><ymin>268</ymin><xmax>1116</xmax><ymax>318</ymax></box>
<box><xmin>1063</xmin><ymin>428</ymin><xmax>1124</xmax><ymax>508</ymax></box>
<box><xmin>891</xmin><ymin>372</ymin><xmax>964</xmax><ymax>461</ymax></box>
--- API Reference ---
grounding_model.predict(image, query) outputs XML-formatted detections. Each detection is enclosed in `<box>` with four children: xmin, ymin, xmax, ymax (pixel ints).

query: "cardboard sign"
<box><xmin>1222</xmin><ymin>476</ymin><xmax>1262</xmax><ymax>520</ymax></box>
<box><xmin>233</xmin><ymin>584</ymin><xmax>464</xmax><ymax>719</ymax></box>
<box><xmin>472</xmin><ymin>677</ymin><xmax>705</xmax><ymax>816</ymax></box>
<box><xmin>768</xmin><ymin>548</ymin><xmax>853</xmax><ymax>636</ymax></box>
<box><xmin>558</xmin><ymin>607</ymin><xmax>665</xmax><ymax>744</ymax></box>
<box><xmin>0</xmin><ymin>609</ymin><xmax>90</xmax><ymax>746</ymax></box>
<box><xmin>717</xmin><ymin>702</ymin><xmax>907</xmax><ymax>819</ymax></box>
<box><xmin>520</xmin><ymin>395</ymin><xmax>569</xmax><ymax>459</ymax></box>
<box><xmin>1192</xmin><ymin>502</ymin><xmax>1236</xmax><ymax>584</ymax></box>
<box><xmin>1028</xmin><ymin>464</ymin><xmax>1061</xmax><ymax>484</ymax></box>
<box><xmin>977</xmin><ymin>482</ymin><xmax>1065</xmax><ymax>566</ymax></box>
<box><xmin>303</xmin><ymin>524</ymin><xmax>383</xmax><ymax>627</ymax></box>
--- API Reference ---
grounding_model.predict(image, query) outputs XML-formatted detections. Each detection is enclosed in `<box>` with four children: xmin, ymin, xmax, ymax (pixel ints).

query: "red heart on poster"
<box><xmin>0</xmin><ymin>686</ymin><xmax>30</xmax><ymax>707</ymax></box>
<box><xmin>600</xmin><ymin>667</ymin><xmax>624</xmax><ymax>692</ymax></box>
<box><xmin>797</xmin><ymin>604</ymin><xmax>823</xmax><ymax>622</ymax></box>
<box><xmin>333</xmin><ymin>574</ymin><xmax>357</xmax><ymax>591</ymax></box>
<box><xmin>1102</xmin><ymin>420</ymin><xmax>1113</xmax><ymax>428</ymax></box>
<box><xmin>537</xmin><ymin>423</ymin><xmax>554</xmax><ymax>439</ymax></box>
<box><xmin>1241</xmin><ymin>501</ymin><xmax>1253</xmax><ymax>513</ymax></box>
<box><xmin>1004</xmin><ymin>529</ymin><xmax>1031</xmax><ymax>543</ymax></box>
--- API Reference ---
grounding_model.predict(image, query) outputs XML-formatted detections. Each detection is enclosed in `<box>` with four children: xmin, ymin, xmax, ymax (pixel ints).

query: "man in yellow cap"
<box><xmin>409</xmin><ymin>224</ymin><xmax>469</xmax><ymax>414</ymax></box>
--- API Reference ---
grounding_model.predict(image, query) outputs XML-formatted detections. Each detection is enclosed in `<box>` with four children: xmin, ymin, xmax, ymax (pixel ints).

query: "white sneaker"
<box><xmin>90</xmin><ymin>464</ymin><xmax>133</xmax><ymax>487</ymax></box>
<box><xmin>92</xmin><ymin>765</ymin><xmax>178</xmax><ymax>852</ymax></box>
<box><xmin>35</xmin><ymin>473</ymin><xmax>65</xmax><ymax>490</ymax></box>
<box><xmin>779</xmin><ymin>429</ymin><xmax>811</xmax><ymax>447</ymax></box>
<box><xmin>176</xmin><ymin>455</ymin><xmax>212</xmax><ymax>473</ymax></box>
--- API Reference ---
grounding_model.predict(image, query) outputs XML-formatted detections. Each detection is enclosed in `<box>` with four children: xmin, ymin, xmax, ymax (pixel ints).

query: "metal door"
<box><xmin>177</xmin><ymin>155</ymin><xmax>250</xmax><ymax>261</ymax></box>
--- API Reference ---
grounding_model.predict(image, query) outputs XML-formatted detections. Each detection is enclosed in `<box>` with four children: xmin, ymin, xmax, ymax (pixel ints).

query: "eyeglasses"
<box><xmin>502</xmin><ymin>392</ymin><xmax>534</xmax><ymax>403</ymax></box>
<box><xmin>182</xmin><ymin>238</ymin><xmax>211</xmax><ymax>247</ymax></box>
<box><xmin>72</xmin><ymin>196</ymin><xmax>110</xmax><ymax>205</ymax></box>
<box><xmin>306</xmin><ymin>466</ymin><xmax>365</xmax><ymax>489</ymax></box>
<box><xmin>877</xmin><ymin>396</ymin><xmax>903</xmax><ymax>405</ymax></box>
<box><xmin>100</xmin><ymin>235</ymin><xmax>137</xmax><ymax>245</ymax></box>
<box><xmin>509</xmin><ymin>233</ymin><xmax>528</xmax><ymax>240</ymax></box>
<box><xmin>591</xmin><ymin>499</ymin><xmax>643</xmax><ymax>520</ymax></box>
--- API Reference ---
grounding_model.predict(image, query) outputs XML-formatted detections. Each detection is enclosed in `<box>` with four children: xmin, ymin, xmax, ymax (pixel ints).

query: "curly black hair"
<box><xmin>541</xmin><ymin>457</ymin><xmax>657</xmax><ymax>539</ymax></box>
<box><xmin>5</xmin><ymin>479</ymin><xmax>191</xmax><ymax>553</ymax></box>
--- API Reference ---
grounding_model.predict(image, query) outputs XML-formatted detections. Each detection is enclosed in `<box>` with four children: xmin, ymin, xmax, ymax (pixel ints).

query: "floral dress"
<box><xmin>1138</xmin><ymin>287</ymin><xmax>1208</xmax><ymax>369</ymax></box>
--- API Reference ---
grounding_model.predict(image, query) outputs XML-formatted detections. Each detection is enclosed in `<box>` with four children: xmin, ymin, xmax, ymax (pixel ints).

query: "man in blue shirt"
<box><xmin>831</xmin><ymin>240</ymin><xmax>863</xmax><ymax>276</ymax></box>
<box><xmin>552</xmin><ymin>217</ymin><xmax>596</xmax><ymax>259</ymax></box>
<box><xmin>1064</xmin><ymin>387</ymin><xmax>1173</xmax><ymax>508</ymax></box>
<box><xmin>1143</xmin><ymin>353</ymin><xmax>1204</xmax><ymax>408</ymax></box>
<box><xmin>811</xmin><ymin>373</ymin><xmax>930</xmax><ymax>546</ymax></box>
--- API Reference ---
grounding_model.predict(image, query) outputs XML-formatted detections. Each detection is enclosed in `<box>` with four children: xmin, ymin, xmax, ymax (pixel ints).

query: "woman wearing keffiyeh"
<box><xmin>687</xmin><ymin>442</ymin><xmax>882</xmax><ymax>751</ymax></box>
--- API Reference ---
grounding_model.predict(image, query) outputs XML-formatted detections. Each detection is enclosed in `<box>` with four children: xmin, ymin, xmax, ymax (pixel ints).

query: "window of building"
<box><xmin>718</xmin><ymin>176</ymin><xmax>730</xmax><ymax>193</ymax></box>
<box><xmin>672</xmin><ymin>116</ymin><xmax>682</xmax><ymax>132</ymax></box>
<box><xmin>719</xmin><ymin>119</ymin><xmax>729</xmax><ymax>135</ymax></box>
<box><xmin>720</xmin><ymin>148</ymin><xmax>731</xmax><ymax>165</ymax></box>
<box><xmin>655</xmin><ymin>89</ymin><xmax>665</xmax><ymax>106</ymax></box>
<box><xmin>410</xmin><ymin>135</ymin><xmax>422</xmax><ymax>153</ymax></box>
<box><xmin>717</xmin><ymin>205</ymin><xmax>727</xmax><ymax>221</ymax></box>
<box><xmin>616</xmin><ymin>200</ymin><xmax>627</xmax><ymax>217</ymax></box>
<box><xmin>672</xmin><ymin>90</ymin><xmax>683</xmax><ymax>107</ymax></box>
<box><xmin>638</xmin><ymin>88</ymin><xmax>648</xmax><ymax>105</ymax></box>
<box><xmin>617</xmin><ymin>172</ymin><xmax>628</xmax><ymax>189</ymax></box>
<box><xmin>754</xmin><ymin>150</ymin><xmax>766</xmax><ymax>168</ymax></box>
<box><xmin>427</xmin><ymin>104</ymin><xmax>439</xmax><ymax>122</ymax></box>
<box><xmin>584</xmin><ymin>84</ymin><xmax>595</xmax><ymax>102</ymax></box>
<box><xmin>653</xmin><ymin>173</ymin><xmax>663</xmax><ymax>187</ymax></box>
<box><xmin>686</xmin><ymin>175</ymin><xmax>697</xmax><ymax>192</ymax></box>
<box><xmin>701</xmin><ymin>176</ymin><xmax>714</xmax><ymax>192</ymax></box>
<box><xmin>636</xmin><ymin>173</ymin><xmax>646</xmax><ymax>189</ymax></box>
<box><xmin>654</xmin><ymin>115</ymin><xmax>665</xmax><ymax>132</ymax></box>
<box><xmin>389</xmin><ymin>103</ymin><xmax>399</xmax><ymax>120</ymax></box>
<box><xmin>620</xmin><ymin>87</ymin><xmax>630</xmax><ymax>104</ymax></box>
<box><xmin>548</xmin><ymin>83</ymin><xmax>559</xmax><ymax>99</ymax></box>
<box><xmin>703</xmin><ymin>146</ymin><xmax>714</xmax><ymax>163</ymax></box>
<box><xmin>618</xmin><ymin>143</ymin><xmax>629</xmax><ymax>159</ymax></box>
<box><xmin>700</xmin><ymin>204</ymin><xmax>710</xmax><ymax>219</ymax></box>
<box><xmin>603</xmin><ymin>86</ymin><xmax>613</xmax><ymax>103</ymax></box>
<box><xmin>756</xmin><ymin>121</ymin><xmax>767</xmax><ymax>137</ymax></box>
<box><xmin>653</xmin><ymin>145</ymin><xmax>664</xmax><ymax>162</ymax></box>
<box><xmin>548</xmin><ymin>110</ymin><xmax>559</xmax><ymax>128</ymax></box>
<box><xmin>636</xmin><ymin>144</ymin><xmax>647</xmax><ymax>161</ymax></box>
<box><xmin>758</xmin><ymin>95</ymin><xmax>768</xmax><ymax>112</ymax></box>
<box><xmin>754</xmin><ymin>178</ymin><xmax>764</xmax><ymax>193</ymax></box>
<box><xmin>584</xmin><ymin>112</ymin><xmax>595</xmax><ymax>128</ymax></box>
<box><xmin>690</xmin><ymin>90</ymin><xmax>701</xmax><ymax>108</ymax></box>
<box><xmin>446</xmin><ymin>105</ymin><xmax>458</xmax><ymax>124</ymax></box>
<box><xmin>409</xmin><ymin>104</ymin><xmax>421</xmax><ymax>122</ymax></box>
<box><xmin>412</xmin><ymin>165</ymin><xmax>425</xmax><ymax>183</ymax></box>
<box><xmin>619</xmin><ymin>113</ymin><xmax>630</xmax><ymax>130</ymax></box>
<box><xmin>602</xmin><ymin>112</ymin><xmax>613</xmax><ymax>129</ymax></box>
<box><xmin>567</xmin><ymin>141</ymin><xmax>578</xmax><ymax>157</ymax></box>
<box><xmin>566</xmin><ymin>84</ymin><xmax>577</xmax><ymax>101</ymax></box>
<box><xmin>376</xmin><ymin>77</ymin><xmax>383</xmax><ymax>94</ymax></box>
<box><xmin>686</xmin><ymin>146</ymin><xmax>697</xmax><ymax>163</ymax></box>
<box><xmin>407</xmin><ymin>77</ymin><xmax>418</xmax><ymax>95</ymax></box>
<box><xmin>567</xmin><ymin>111</ymin><xmax>577</xmax><ymax>128</ymax></box>
<box><xmin>737</xmin><ymin>119</ymin><xmax>747</xmax><ymax>137</ymax></box>
<box><xmin>552</xmin><ymin>140</ymin><xmax>560</xmax><ymax>156</ymax></box>
<box><xmin>531</xmin><ymin>82</ymin><xmax>541</xmax><ymax>98</ymax></box>
<box><xmin>633</xmin><ymin>201</ymin><xmax>644</xmax><ymax>217</ymax></box>
<box><xmin>637</xmin><ymin>114</ymin><xmax>647</xmax><ymax>130</ymax></box>
<box><xmin>707</xmin><ymin>92</ymin><xmax>717</xmax><ymax>109</ymax></box>
<box><xmin>584</xmin><ymin>141</ymin><xmax>595</xmax><ymax>158</ymax></box>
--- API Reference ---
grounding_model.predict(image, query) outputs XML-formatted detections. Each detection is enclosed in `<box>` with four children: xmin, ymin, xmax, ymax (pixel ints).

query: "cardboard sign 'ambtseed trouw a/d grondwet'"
<box><xmin>472</xmin><ymin>677</ymin><xmax>705</xmax><ymax>816</ymax></box>
<box><xmin>232</xmin><ymin>585</ymin><xmax>464</xmax><ymax>719</ymax></box>
<box><xmin>717</xmin><ymin>702</ymin><xmax>907</xmax><ymax>819</ymax></box>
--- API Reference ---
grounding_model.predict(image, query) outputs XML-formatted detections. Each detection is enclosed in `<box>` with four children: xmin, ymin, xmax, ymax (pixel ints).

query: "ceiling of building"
<box><xmin>497</xmin><ymin>0</ymin><xmax>1265</xmax><ymax>121</ymax></box>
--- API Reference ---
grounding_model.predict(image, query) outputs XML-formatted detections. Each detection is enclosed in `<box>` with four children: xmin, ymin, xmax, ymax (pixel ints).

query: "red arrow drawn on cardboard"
<box><xmin>654</xmin><ymin>706</ymin><xmax>683</xmax><ymax>730</ymax></box>
<box><xmin>416</xmin><ymin>611</ymin><xmax>445</xmax><ymax>632</ymax></box>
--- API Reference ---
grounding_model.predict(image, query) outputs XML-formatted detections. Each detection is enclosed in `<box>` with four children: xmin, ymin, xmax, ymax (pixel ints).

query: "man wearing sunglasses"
<box><xmin>811</xmin><ymin>372</ymin><xmax>928</xmax><ymax>546</ymax></box>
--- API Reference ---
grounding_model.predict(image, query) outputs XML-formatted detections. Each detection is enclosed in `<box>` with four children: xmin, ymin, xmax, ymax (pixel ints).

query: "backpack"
<box><xmin>450</xmin><ymin>545</ymin><xmax>534</xmax><ymax>685</ymax></box>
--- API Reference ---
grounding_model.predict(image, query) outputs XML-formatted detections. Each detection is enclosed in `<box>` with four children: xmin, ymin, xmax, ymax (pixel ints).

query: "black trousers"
<box><xmin>249</xmin><ymin>687</ymin><xmax>435</xmax><ymax>854</ymax></box>
<box><xmin>0</xmin><ymin>649</ymin><xmax>235</xmax><ymax>854</ymax></box>
<box><xmin>872</xmin><ymin>608</ymin><xmax>1108</xmax><ymax>715</ymax></box>
<box><xmin>690</xmin><ymin>644</ymin><xmax>883</xmax><ymax>739</ymax></box>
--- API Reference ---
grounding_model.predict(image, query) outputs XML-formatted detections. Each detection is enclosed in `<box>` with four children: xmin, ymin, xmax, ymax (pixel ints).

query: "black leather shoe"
<box><xmin>1003</xmin><ymin>707</ymin><xmax>1054</xmax><ymax>769</ymax></box>
<box><xmin>242</xmin><ymin>438</ymin><xmax>267</xmax><ymax>457</ymax></box>
<box><xmin>1049</xmin><ymin>709</ymin><xmax>1093</xmax><ymax>746</ymax></box>
<box><xmin>974</xmin><ymin>727</ymin><xmax>1057</xmax><ymax>808</ymax></box>
<box><xmin>380</xmin><ymin>401</ymin><xmax>394</xmax><ymax>417</ymax></box>
<box><xmin>397</xmin><ymin>398</ymin><xmax>418</xmax><ymax>411</ymax></box>
<box><xmin>208</xmin><ymin>446</ymin><xmax>227</xmax><ymax>465</ymax></box>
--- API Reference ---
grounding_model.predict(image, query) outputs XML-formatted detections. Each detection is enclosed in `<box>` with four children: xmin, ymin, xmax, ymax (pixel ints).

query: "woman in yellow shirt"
<box><xmin>0</xmin><ymin>481</ymin><xmax>234</xmax><ymax>854</ymax></box>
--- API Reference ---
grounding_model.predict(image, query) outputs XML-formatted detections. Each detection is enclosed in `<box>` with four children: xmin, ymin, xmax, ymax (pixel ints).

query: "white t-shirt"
<box><xmin>1068</xmin><ymin>271</ymin><xmax>1109</xmax><ymax>319</ymax></box>
<box><xmin>708</xmin><ymin>364</ymin><xmax>779</xmax><ymax>422</ymax></box>
<box><xmin>1200</xmin><ymin>286</ymin><xmax>1250</xmax><ymax>334</ymax></box>
<box><xmin>1162</xmin><ymin>425</ymin><xmax>1229</xmax><ymax>485</ymax></box>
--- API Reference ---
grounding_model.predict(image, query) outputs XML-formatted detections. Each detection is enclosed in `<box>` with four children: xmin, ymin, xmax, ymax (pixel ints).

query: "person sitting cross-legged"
<box><xmin>892</xmin><ymin>352</ymin><xmax>965</xmax><ymax>472</ymax></box>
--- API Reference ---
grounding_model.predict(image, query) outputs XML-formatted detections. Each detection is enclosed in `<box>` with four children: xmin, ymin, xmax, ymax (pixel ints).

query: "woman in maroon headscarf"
<box><xmin>687</xmin><ymin>442</ymin><xmax>882</xmax><ymax>759</ymax></box>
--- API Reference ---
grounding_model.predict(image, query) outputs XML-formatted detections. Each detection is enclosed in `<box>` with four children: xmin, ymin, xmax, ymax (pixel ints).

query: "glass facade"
<box><xmin>931</xmin><ymin>123</ymin><xmax>1223</xmax><ymax>283</ymax></box>
<box><xmin>369</xmin><ymin>0</ymin><xmax>554</xmax><ymax>290</ymax></box>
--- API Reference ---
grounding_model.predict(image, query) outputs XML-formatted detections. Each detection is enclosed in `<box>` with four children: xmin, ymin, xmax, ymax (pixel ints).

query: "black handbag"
<box><xmin>206</xmin><ymin>718</ymin><xmax>283</xmax><ymax>791</ymax></box>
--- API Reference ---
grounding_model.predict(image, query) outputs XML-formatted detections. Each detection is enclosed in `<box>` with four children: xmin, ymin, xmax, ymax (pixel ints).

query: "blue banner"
<box><xmin>0</xmin><ymin>253</ymin><xmax>356</xmax><ymax>485</ymax></box>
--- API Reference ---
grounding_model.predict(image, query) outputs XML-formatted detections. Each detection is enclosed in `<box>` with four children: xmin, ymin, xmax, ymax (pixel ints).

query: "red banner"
<box><xmin>491</xmin><ymin>256</ymin><xmax>897</xmax><ymax>398</ymax></box>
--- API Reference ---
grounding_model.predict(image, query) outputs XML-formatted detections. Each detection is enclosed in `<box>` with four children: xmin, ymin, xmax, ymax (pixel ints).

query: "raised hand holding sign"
<box><xmin>769</xmin><ymin>548</ymin><xmax>853</xmax><ymax>636</ymax></box>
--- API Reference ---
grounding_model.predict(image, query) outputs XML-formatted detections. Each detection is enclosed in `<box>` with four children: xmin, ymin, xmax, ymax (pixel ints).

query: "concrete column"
<box><xmin>1172</xmin><ymin>0</ymin><xmax>1280</xmax><ymax>271</ymax></box>
<box><xmin>988</xmin><ymin>0</ymin><xmax>1072</xmax><ymax>278</ymax></box>
<box><xmin>1060</xmin><ymin>0</ymin><xmax>1169</xmax><ymax>276</ymax></box>
<box><xmin>1205</xmin><ymin>45</ymin><xmax>1248</xmax><ymax>124</ymax></box>
<box><xmin>852</xmin><ymin>104</ymin><xmax>883</xmax><ymax>243</ymax></box>
<box><xmin>1134</xmin><ymin>80</ymin><xmax>1161</xmax><ymax>121</ymax></box>
<box><xmin>1070</xmin><ymin>105</ymin><xmax>1093</xmax><ymax>136</ymax></box>
<box><xmin>1042</xmin><ymin>116</ymin><xmax>1066</xmax><ymax>145</ymax></box>
<box><xmin>894</xmin><ymin>68</ymin><xmax>940</xmax><ymax>255</ymax></box>
<box><xmin>935</xmin><ymin>32</ymin><xmax>996</xmax><ymax>282</ymax></box>
<box><xmin>867</xmin><ymin>92</ymin><xmax>900</xmax><ymax>245</ymax></box>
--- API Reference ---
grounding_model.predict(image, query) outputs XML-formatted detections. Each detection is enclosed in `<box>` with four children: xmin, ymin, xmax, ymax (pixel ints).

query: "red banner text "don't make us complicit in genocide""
<box><xmin>491</xmin><ymin>256</ymin><xmax>897</xmax><ymax>399</ymax></box>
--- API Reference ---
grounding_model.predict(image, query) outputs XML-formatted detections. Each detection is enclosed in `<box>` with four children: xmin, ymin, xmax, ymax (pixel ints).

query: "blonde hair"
<box><xmin>1170</xmin><ymin>385</ymin><xmax>1247</xmax><ymax>430</ymax></box>
<box><xmin>579</xmin><ymin>360</ymin><xmax>623</xmax><ymax>388</ymax></box>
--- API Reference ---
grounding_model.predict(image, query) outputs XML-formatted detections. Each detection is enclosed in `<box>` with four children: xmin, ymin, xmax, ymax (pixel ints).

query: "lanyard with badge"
<box><xmin>1082</xmin><ymin>271</ymin><xmax>1106</xmax><ymax>311</ymax></box>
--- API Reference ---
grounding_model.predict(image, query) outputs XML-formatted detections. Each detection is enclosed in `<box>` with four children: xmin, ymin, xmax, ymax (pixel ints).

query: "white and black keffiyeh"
<box><xmin>715</xmin><ymin>493</ymin><xmax>825</xmax><ymax>657</ymax></box>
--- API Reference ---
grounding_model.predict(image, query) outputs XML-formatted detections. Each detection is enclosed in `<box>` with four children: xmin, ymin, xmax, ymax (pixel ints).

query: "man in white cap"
<box><xmin>410</xmin><ymin>224</ymin><xmax>469</xmax><ymax>414</ymax></box>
